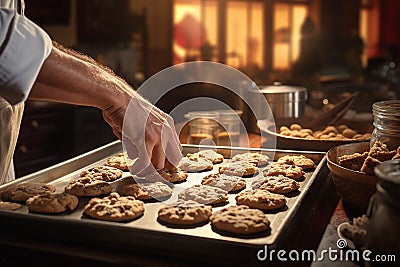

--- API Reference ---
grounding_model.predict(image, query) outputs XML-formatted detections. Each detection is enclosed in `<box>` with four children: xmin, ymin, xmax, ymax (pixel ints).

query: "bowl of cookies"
<box><xmin>258</xmin><ymin>120</ymin><xmax>372</xmax><ymax>151</ymax></box>
<box><xmin>327</xmin><ymin>141</ymin><xmax>399</xmax><ymax>217</ymax></box>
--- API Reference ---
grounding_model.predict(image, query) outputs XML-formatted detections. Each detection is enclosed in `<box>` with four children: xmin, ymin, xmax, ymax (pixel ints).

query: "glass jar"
<box><xmin>371</xmin><ymin>100</ymin><xmax>400</xmax><ymax>150</ymax></box>
<box><xmin>184</xmin><ymin>111</ymin><xmax>219</xmax><ymax>145</ymax></box>
<box><xmin>215</xmin><ymin>110</ymin><xmax>242</xmax><ymax>147</ymax></box>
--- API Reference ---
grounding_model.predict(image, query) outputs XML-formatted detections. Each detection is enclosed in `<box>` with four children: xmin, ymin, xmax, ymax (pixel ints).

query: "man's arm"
<box><xmin>29</xmin><ymin>42</ymin><xmax>133</xmax><ymax>136</ymax></box>
<box><xmin>29</xmin><ymin>42</ymin><xmax>182</xmax><ymax>173</ymax></box>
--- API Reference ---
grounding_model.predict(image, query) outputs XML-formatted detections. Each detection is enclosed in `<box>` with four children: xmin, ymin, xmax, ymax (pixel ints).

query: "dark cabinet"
<box><xmin>14</xmin><ymin>101</ymin><xmax>116</xmax><ymax>178</ymax></box>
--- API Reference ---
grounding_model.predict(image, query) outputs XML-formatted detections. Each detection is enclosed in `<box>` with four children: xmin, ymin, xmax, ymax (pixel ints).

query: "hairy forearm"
<box><xmin>29</xmin><ymin>42</ymin><xmax>134</xmax><ymax>110</ymax></box>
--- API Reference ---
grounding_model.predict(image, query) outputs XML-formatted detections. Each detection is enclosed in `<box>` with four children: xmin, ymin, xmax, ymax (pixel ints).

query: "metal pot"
<box><xmin>244</xmin><ymin>82</ymin><xmax>307</xmax><ymax>132</ymax></box>
<box><xmin>255</xmin><ymin>82</ymin><xmax>307</xmax><ymax>118</ymax></box>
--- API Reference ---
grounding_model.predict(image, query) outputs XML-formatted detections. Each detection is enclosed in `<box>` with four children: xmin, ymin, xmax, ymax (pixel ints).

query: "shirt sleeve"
<box><xmin>0</xmin><ymin>8</ymin><xmax>52</xmax><ymax>105</ymax></box>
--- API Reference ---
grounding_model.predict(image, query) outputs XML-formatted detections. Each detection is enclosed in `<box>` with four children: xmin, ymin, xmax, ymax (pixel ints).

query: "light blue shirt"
<box><xmin>0</xmin><ymin>0</ymin><xmax>52</xmax><ymax>183</ymax></box>
<box><xmin>0</xmin><ymin>0</ymin><xmax>52</xmax><ymax>104</ymax></box>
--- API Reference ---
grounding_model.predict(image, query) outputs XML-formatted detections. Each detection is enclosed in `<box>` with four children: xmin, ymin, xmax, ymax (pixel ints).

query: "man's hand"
<box><xmin>103</xmin><ymin>93</ymin><xmax>182</xmax><ymax>175</ymax></box>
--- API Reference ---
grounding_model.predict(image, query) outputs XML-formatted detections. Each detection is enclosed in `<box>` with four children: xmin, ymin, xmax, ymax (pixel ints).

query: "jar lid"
<box><xmin>374</xmin><ymin>160</ymin><xmax>400</xmax><ymax>194</ymax></box>
<box><xmin>373</xmin><ymin>100</ymin><xmax>400</xmax><ymax>117</ymax></box>
<box><xmin>184</xmin><ymin>111</ymin><xmax>219</xmax><ymax>120</ymax></box>
<box><xmin>215</xmin><ymin>110</ymin><xmax>243</xmax><ymax>123</ymax></box>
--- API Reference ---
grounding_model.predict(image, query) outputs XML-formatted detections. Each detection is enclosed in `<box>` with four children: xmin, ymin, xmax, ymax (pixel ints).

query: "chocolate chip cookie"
<box><xmin>80</xmin><ymin>166</ymin><xmax>123</xmax><ymax>182</ymax></box>
<box><xmin>235</xmin><ymin>189</ymin><xmax>286</xmax><ymax>211</ymax></box>
<box><xmin>146</xmin><ymin>167</ymin><xmax>188</xmax><ymax>183</ymax></box>
<box><xmin>178</xmin><ymin>185</ymin><xmax>228</xmax><ymax>205</ymax></box>
<box><xmin>84</xmin><ymin>192</ymin><xmax>144</xmax><ymax>222</ymax></box>
<box><xmin>119</xmin><ymin>182</ymin><xmax>172</xmax><ymax>200</ymax></box>
<box><xmin>210</xmin><ymin>205</ymin><xmax>270</xmax><ymax>235</ymax></box>
<box><xmin>157</xmin><ymin>199</ymin><xmax>212</xmax><ymax>226</ymax></box>
<box><xmin>276</xmin><ymin>155</ymin><xmax>315</xmax><ymax>170</ymax></box>
<box><xmin>26</xmin><ymin>192</ymin><xmax>79</xmax><ymax>214</ymax></box>
<box><xmin>219</xmin><ymin>161</ymin><xmax>258</xmax><ymax>177</ymax></box>
<box><xmin>252</xmin><ymin>175</ymin><xmax>300</xmax><ymax>194</ymax></box>
<box><xmin>187</xmin><ymin>149</ymin><xmax>224</xmax><ymax>164</ymax></box>
<box><xmin>231</xmin><ymin>152</ymin><xmax>270</xmax><ymax>166</ymax></box>
<box><xmin>1</xmin><ymin>182</ymin><xmax>56</xmax><ymax>202</ymax></box>
<box><xmin>201</xmin><ymin>173</ymin><xmax>246</xmax><ymax>192</ymax></box>
<box><xmin>65</xmin><ymin>177</ymin><xmax>112</xmax><ymax>197</ymax></box>
<box><xmin>178</xmin><ymin>157</ymin><xmax>213</xmax><ymax>172</ymax></box>
<box><xmin>262</xmin><ymin>162</ymin><xmax>305</xmax><ymax>180</ymax></box>
<box><xmin>105</xmin><ymin>153</ymin><xmax>130</xmax><ymax>171</ymax></box>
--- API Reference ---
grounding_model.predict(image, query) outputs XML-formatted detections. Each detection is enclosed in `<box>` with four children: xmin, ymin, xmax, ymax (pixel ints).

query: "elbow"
<box><xmin>0</xmin><ymin>85</ymin><xmax>30</xmax><ymax>105</ymax></box>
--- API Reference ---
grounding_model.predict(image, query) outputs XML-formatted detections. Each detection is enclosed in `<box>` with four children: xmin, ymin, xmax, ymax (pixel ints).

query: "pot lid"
<box><xmin>258</xmin><ymin>82</ymin><xmax>307</xmax><ymax>94</ymax></box>
<box><xmin>250</xmin><ymin>82</ymin><xmax>307</xmax><ymax>102</ymax></box>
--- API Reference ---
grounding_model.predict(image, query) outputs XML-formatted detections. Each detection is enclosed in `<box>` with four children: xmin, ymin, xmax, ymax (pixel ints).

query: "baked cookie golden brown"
<box><xmin>187</xmin><ymin>149</ymin><xmax>224</xmax><ymax>164</ymax></box>
<box><xmin>210</xmin><ymin>205</ymin><xmax>270</xmax><ymax>235</ymax></box>
<box><xmin>0</xmin><ymin>201</ymin><xmax>21</xmax><ymax>211</ymax></box>
<box><xmin>201</xmin><ymin>173</ymin><xmax>246</xmax><ymax>192</ymax></box>
<box><xmin>178</xmin><ymin>185</ymin><xmax>228</xmax><ymax>205</ymax></box>
<box><xmin>178</xmin><ymin>157</ymin><xmax>213</xmax><ymax>172</ymax></box>
<box><xmin>219</xmin><ymin>161</ymin><xmax>258</xmax><ymax>177</ymax></box>
<box><xmin>263</xmin><ymin>162</ymin><xmax>305</xmax><ymax>180</ymax></box>
<box><xmin>26</xmin><ymin>192</ymin><xmax>78</xmax><ymax>214</ymax></box>
<box><xmin>119</xmin><ymin>182</ymin><xmax>172</xmax><ymax>200</ymax></box>
<box><xmin>80</xmin><ymin>166</ymin><xmax>123</xmax><ymax>182</ymax></box>
<box><xmin>65</xmin><ymin>177</ymin><xmax>112</xmax><ymax>197</ymax></box>
<box><xmin>157</xmin><ymin>200</ymin><xmax>212</xmax><ymax>226</ymax></box>
<box><xmin>235</xmin><ymin>189</ymin><xmax>286</xmax><ymax>211</ymax></box>
<box><xmin>231</xmin><ymin>152</ymin><xmax>270</xmax><ymax>166</ymax></box>
<box><xmin>252</xmin><ymin>175</ymin><xmax>300</xmax><ymax>194</ymax></box>
<box><xmin>276</xmin><ymin>155</ymin><xmax>315</xmax><ymax>170</ymax></box>
<box><xmin>1</xmin><ymin>182</ymin><xmax>56</xmax><ymax>202</ymax></box>
<box><xmin>105</xmin><ymin>153</ymin><xmax>130</xmax><ymax>171</ymax></box>
<box><xmin>145</xmin><ymin>167</ymin><xmax>188</xmax><ymax>183</ymax></box>
<box><xmin>84</xmin><ymin>192</ymin><xmax>144</xmax><ymax>222</ymax></box>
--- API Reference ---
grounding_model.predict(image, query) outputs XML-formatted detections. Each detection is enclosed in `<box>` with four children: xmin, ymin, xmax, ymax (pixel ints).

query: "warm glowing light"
<box><xmin>292</xmin><ymin>6</ymin><xmax>307</xmax><ymax>61</ymax></box>
<box><xmin>359</xmin><ymin>9</ymin><xmax>368</xmax><ymax>67</ymax></box>
<box><xmin>273</xmin><ymin>3</ymin><xmax>308</xmax><ymax>70</ymax></box>
<box><xmin>173</xmin><ymin>0</ymin><xmax>217</xmax><ymax>64</ymax></box>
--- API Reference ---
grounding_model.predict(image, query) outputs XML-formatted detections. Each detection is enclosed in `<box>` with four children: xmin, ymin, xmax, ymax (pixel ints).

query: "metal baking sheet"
<box><xmin>0</xmin><ymin>141</ymin><xmax>329</xmax><ymax>264</ymax></box>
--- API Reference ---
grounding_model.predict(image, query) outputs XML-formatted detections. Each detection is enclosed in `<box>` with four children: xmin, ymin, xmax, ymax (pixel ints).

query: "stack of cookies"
<box><xmin>338</xmin><ymin>141</ymin><xmax>398</xmax><ymax>175</ymax></box>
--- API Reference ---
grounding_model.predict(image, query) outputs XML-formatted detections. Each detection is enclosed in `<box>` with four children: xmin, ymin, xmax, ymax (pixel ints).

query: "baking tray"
<box><xmin>0</xmin><ymin>141</ymin><xmax>330</xmax><ymax>265</ymax></box>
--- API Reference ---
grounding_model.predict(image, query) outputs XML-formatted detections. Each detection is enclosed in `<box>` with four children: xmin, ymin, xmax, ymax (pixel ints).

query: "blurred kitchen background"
<box><xmin>15</xmin><ymin>0</ymin><xmax>400</xmax><ymax>177</ymax></box>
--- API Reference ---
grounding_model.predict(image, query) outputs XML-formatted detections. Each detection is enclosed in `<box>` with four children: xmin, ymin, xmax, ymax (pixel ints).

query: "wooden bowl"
<box><xmin>327</xmin><ymin>142</ymin><xmax>378</xmax><ymax>217</ymax></box>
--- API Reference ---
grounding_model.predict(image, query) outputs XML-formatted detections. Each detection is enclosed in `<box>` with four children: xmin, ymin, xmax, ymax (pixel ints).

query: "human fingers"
<box><xmin>151</xmin><ymin>144</ymin><xmax>166</xmax><ymax>170</ymax></box>
<box><xmin>129</xmin><ymin>144</ymin><xmax>152</xmax><ymax>175</ymax></box>
<box><xmin>162</xmin><ymin>135</ymin><xmax>182</xmax><ymax>168</ymax></box>
<box><xmin>165</xmin><ymin>116</ymin><xmax>183</xmax><ymax>152</ymax></box>
<box><xmin>122</xmin><ymin>136</ymin><xmax>139</xmax><ymax>163</ymax></box>
<box><xmin>161</xmin><ymin>123</ymin><xmax>182</xmax><ymax>168</ymax></box>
